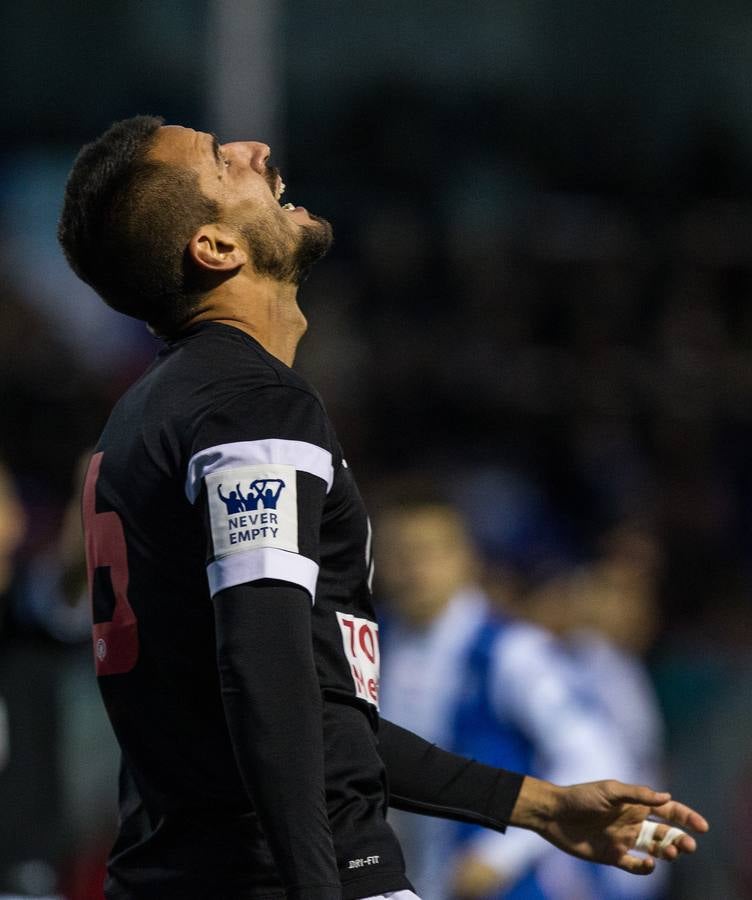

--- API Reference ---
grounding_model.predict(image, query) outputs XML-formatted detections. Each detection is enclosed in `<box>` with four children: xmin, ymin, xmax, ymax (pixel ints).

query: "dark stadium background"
<box><xmin>1</xmin><ymin>2</ymin><xmax>751</xmax><ymax>897</ymax></box>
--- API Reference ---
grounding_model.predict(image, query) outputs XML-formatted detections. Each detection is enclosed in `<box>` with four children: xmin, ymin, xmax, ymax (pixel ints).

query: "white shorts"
<box><xmin>360</xmin><ymin>893</ymin><xmax>422</xmax><ymax>900</ymax></box>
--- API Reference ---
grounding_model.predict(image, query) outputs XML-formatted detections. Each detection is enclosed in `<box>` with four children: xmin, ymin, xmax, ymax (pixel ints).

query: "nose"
<box><xmin>222</xmin><ymin>141</ymin><xmax>271</xmax><ymax>174</ymax></box>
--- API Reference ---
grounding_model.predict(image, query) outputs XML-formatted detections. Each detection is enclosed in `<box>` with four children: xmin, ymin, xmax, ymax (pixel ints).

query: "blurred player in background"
<box><xmin>522</xmin><ymin>522</ymin><xmax>665</xmax><ymax>784</ymax></box>
<box><xmin>378</xmin><ymin>495</ymin><xmax>667</xmax><ymax>900</ymax></box>
<box><xmin>56</xmin><ymin>115</ymin><xmax>706</xmax><ymax>900</ymax></box>
<box><xmin>519</xmin><ymin>522</ymin><xmax>667</xmax><ymax>899</ymax></box>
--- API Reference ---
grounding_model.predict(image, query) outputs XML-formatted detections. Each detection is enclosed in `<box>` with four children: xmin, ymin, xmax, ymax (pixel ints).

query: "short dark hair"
<box><xmin>58</xmin><ymin>115</ymin><xmax>219</xmax><ymax>336</ymax></box>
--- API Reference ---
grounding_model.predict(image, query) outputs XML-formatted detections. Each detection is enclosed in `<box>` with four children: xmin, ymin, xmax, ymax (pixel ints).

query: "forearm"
<box><xmin>214</xmin><ymin>583</ymin><xmax>340</xmax><ymax>898</ymax></box>
<box><xmin>378</xmin><ymin>718</ymin><xmax>524</xmax><ymax>831</ymax></box>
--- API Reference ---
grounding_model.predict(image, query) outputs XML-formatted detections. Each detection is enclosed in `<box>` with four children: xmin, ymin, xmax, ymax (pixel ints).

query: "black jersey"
<box><xmin>83</xmin><ymin>322</ymin><xmax>412</xmax><ymax>898</ymax></box>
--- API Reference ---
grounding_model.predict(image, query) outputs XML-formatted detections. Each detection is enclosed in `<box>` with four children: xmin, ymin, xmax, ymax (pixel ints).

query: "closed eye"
<box><xmin>210</xmin><ymin>133</ymin><xmax>229</xmax><ymax>169</ymax></box>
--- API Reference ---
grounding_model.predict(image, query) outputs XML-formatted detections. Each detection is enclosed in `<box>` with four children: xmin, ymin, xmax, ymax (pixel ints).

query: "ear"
<box><xmin>187</xmin><ymin>223</ymin><xmax>248</xmax><ymax>272</ymax></box>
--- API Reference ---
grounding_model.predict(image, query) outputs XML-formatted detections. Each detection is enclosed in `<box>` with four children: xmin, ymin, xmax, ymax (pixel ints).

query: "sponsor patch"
<box><xmin>206</xmin><ymin>464</ymin><xmax>298</xmax><ymax>558</ymax></box>
<box><xmin>336</xmin><ymin>612</ymin><xmax>380</xmax><ymax>708</ymax></box>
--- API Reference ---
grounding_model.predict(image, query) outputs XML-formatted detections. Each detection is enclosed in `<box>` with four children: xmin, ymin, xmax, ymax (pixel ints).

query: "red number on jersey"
<box><xmin>82</xmin><ymin>452</ymin><xmax>139</xmax><ymax>675</ymax></box>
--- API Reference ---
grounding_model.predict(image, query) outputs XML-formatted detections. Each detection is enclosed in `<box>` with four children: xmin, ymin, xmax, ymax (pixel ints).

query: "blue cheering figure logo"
<box><xmin>218</xmin><ymin>478</ymin><xmax>286</xmax><ymax>513</ymax></box>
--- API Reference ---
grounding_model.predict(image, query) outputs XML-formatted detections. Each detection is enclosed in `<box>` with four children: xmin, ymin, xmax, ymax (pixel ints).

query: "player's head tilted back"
<box><xmin>58</xmin><ymin>115</ymin><xmax>333</xmax><ymax>337</ymax></box>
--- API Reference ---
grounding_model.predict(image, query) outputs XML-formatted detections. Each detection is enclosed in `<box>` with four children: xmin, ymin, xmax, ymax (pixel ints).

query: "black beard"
<box><xmin>242</xmin><ymin>214</ymin><xmax>334</xmax><ymax>286</ymax></box>
<box><xmin>289</xmin><ymin>213</ymin><xmax>334</xmax><ymax>284</ymax></box>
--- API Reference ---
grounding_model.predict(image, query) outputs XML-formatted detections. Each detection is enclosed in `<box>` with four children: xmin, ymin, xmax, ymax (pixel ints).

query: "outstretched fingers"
<box><xmin>604</xmin><ymin>782</ymin><xmax>709</xmax><ymax>835</ymax></box>
<box><xmin>604</xmin><ymin>781</ymin><xmax>708</xmax><ymax>868</ymax></box>
<box><xmin>650</xmin><ymin>799</ymin><xmax>710</xmax><ymax>835</ymax></box>
<box><xmin>617</xmin><ymin>830</ymin><xmax>697</xmax><ymax>874</ymax></box>
<box><xmin>637</xmin><ymin>822</ymin><xmax>697</xmax><ymax>858</ymax></box>
<box><xmin>605</xmin><ymin>781</ymin><xmax>672</xmax><ymax>808</ymax></box>
<box><xmin>616</xmin><ymin>853</ymin><xmax>656</xmax><ymax>875</ymax></box>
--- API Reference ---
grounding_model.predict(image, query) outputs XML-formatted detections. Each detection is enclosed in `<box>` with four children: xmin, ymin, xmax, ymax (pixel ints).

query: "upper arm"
<box><xmin>186</xmin><ymin>386</ymin><xmax>335</xmax><ymax>601</ymax></box>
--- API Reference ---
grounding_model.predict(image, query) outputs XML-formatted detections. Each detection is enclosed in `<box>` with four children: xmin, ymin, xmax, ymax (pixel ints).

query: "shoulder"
<box><xmin>163</xmin><ymin>324</ymin><xmax>332</xmax><ymax>450</ymax></box>
<box><xmin>169</xmin><ymin>322</ymin><xmax>322</xmax><ymax>397</ymax></box>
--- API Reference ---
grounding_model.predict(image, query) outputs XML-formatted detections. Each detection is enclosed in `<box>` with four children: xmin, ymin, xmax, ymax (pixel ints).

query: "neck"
<box><xmin>186</xmin><ymin>278</ymin><xmax>307</xmax><ymax>367</ymax></box>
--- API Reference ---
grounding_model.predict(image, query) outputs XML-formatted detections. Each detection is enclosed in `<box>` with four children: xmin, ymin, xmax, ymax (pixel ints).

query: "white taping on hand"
<box><xmin>659</xmin><ymin>826</ymin><xmax>688</xmax><ymax>850</ymax></box>
<box><xmin>635</xmin><ymin>820</ymin><xmax>658</xmax><ymax>851</ymax></box>
<box><xmin>636</xmin><ymin>820</ymin><xmax>688</xmax><ymax>853</ymax></box>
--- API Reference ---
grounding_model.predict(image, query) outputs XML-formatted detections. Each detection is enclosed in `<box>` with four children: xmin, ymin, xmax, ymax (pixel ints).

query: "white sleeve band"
<box><xmin>207</xmin><ymin>547</ymin><xmax>319</xmax><ymax>600</ymax></box>
<box><xmin>186</xmin><ymin>438</ymin><xmax>334</xmax><ymax>502</ymax></box>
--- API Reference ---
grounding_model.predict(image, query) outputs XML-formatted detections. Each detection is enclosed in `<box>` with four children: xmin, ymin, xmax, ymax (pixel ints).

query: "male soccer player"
<box><xmin>58</xmin><ymin>116</ymin><xmax>707</xmax><ymax>900</ymax></box>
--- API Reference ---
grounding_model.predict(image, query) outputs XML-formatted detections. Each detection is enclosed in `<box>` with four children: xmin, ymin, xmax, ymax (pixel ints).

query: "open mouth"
<box><xmin>273</xmin><ymin>174</ymin><xmax>297</xmax><ymax>211</ymax></box>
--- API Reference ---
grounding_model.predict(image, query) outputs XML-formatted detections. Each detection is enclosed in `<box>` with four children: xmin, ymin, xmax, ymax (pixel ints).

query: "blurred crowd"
<box><xmin>1</xmin><ymin>72</ymin><xmax>752</xmax><ymax>898</ymax></box>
